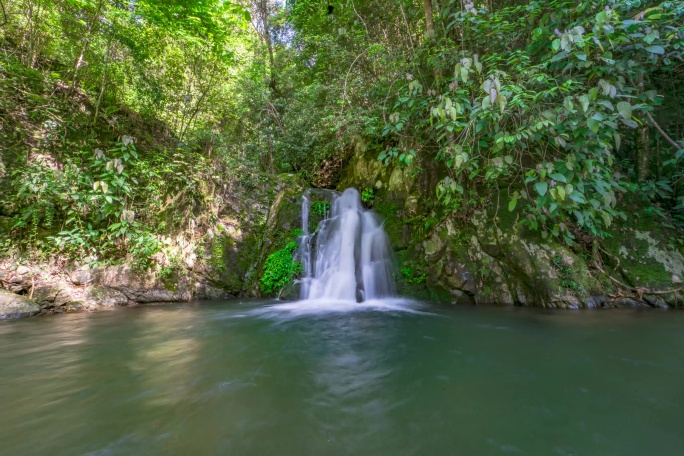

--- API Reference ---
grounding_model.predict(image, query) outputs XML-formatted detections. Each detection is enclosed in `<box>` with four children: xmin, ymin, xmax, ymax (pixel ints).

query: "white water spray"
<box><xmin>298</xmin><ymin>188</ymin><xmax>395</xmax><ymax>302</ymax></box>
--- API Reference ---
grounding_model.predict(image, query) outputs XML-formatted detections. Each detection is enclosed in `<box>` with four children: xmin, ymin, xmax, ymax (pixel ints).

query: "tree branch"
<box><xmin>646</xmin><ymin>110</ymin><xmax>682</xmax><ymax>150</ymax></box>
<box><xmin>0</xmin><ymin>0</ymin><xmax>6</xmax><ymax>27</ymax></box>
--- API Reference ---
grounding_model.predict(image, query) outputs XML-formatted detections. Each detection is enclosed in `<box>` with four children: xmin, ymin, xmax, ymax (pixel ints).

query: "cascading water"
<box><xmin>297</xmin><ymin>188</ymin><xmax>395</xmax><ymax>302</ymax></box>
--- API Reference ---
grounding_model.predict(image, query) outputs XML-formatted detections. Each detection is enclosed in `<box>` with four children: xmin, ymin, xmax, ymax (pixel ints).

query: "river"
<box><xmin>1</xmin><ymin>299</ymin><xmax>683</xmax><ymax>455</ymax></box>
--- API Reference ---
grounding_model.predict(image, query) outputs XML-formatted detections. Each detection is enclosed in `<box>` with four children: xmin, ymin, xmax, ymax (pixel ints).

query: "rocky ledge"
<box><xmin>0</xmin><ymin>264</ymin><xmax>232</xmax><ymax>320</ymax></box>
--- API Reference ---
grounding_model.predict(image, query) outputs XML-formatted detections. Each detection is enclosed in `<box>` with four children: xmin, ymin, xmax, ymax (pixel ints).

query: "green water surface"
<box><xmin>1</xmin><ymin>299</ymin><xmax>683</xmax><ymax>455</ymax></box>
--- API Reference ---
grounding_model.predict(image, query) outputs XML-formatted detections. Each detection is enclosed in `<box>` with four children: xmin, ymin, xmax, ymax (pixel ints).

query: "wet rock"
<box><xmin>443</xmin><ymin>260</ymin><xmax>476</xmax><ymax>294</ymax></box>
<box><xmin>606</xmin><ymin>227</ymin><xmax>684</xmax><ymax>290</ymax></box>
<box><xmin>642</xmin><ymin>294</ymin><xmax>669</xmax><ymax>308</ymax></box>
<box><xmin>0</xmin><ymin>290</ymin><xmax>41</xmax><ymax>319</ymax></box>
<box><xmin>193</xmin><ymin>283</ymin><xmax>234</xmax><ymax>301</ymax></box>
<box><xmin>553</xmin><ymin>295</ymin><xmax>581</xmax><ymax>310</ymax></box>
<box><xmin>423</xmin><ymin>233</ymin><xmax>445</xmax><ymax>257</ymax></box>
<box><xmin>447</xmin><ymin>289</ymin><xmax>477</xmax><ymax>305</ymax></box>
<box><xmin>586</xmin><ymin>295</ymin><xmax>606</xmax><ymax>309</ymax></box>
<box><xmin>643</xmin><ymin>296</ymin><xmax>668</xmax><ymax>309</ymax></box>
<box><xmin>277</xmin><ymin>280</ymin><xmax>300</xmax><ymax>301</ymax></box>
<box><xmin>661</xmin><ymin>292</ymin><xmax>683</xmax><ymax>308</ymax></box>
<box><xmin>614</xmin><ymin>298</ymin><xmax>648</xmax><ymax>308</ymax></box>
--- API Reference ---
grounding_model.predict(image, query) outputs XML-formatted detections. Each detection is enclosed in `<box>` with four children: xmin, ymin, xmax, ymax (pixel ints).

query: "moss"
<box><xmin>160</xmin><ymin>270</ymin><xmax>180</xmax><ymax>292</ymax></box>
<box><xmin>209</xmin><ymin>235</ymin><xmax>231</xmax><ymax>273</ymax></box>
<box><xmin>605</xmin><ymin>226</ymin><xmax>681</xmax><ymax>289</ymax></box>
<box><xmin>392</xmin><ymin>247</ymin><xmax>431</xmax><ymax>299</ymax></box>
<box><xmin>427</xmin><ymin>285</ymin><xmax>452</xmax><ymax>302</ymax></box>
<box><xmin>374</xmin><ymin>201</ymin><xmax>404</xmax><ymax>249</ymax></box>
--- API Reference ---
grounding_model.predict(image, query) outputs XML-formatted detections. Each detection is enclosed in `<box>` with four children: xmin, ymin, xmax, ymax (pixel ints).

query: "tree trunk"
<box><xmin>635</xmin><ymin>73</ymin><xmax>650</xmax><ymax>180</ymax></box>
<box><xmin>257</xmin><ymin>0</ymin><xmax>276</xmax><ymax>93</ymax></box>
<box><xmin>93</xmin><ymin>46</ymin><xmax>109</xmax><ymax>125</ymax></box>
<box><xmin>636</xmin><ymin>126</ymin><xmax>650</xmax><ymax>181</ymax></box>
<box><xmin>423</xmin><ymin>0</ymin><xmax>435</xmax><ymax>42</ymax></box>
<box><xmin>72</xmin><ymin>0</ymin><xmax>105</xmax><ymax>89</ymax></box>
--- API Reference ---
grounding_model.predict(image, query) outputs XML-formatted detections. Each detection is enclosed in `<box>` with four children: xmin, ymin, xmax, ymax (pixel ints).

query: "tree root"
<box><xmin>593</xmin><ymin>262</ymin><xmax>682</xmax><ymax>301</ymax></box>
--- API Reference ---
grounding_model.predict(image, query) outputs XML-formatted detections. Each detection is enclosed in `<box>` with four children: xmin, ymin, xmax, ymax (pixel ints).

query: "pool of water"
<box><xmin>1</xmin><ymin>299</ymin><xmax>683</xmax><ymax>455</ymax></box>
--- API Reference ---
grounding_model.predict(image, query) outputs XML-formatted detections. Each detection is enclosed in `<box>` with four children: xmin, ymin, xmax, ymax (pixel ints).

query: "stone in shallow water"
<box><xmin>586</xmin><ymin>295</ymin><xmax>606</xmax><ymax>308</ymax></box>
<box><xmin>0</xmin><ymin>289</ymin><xmax>40</xmax><ymax>319</ymax></box>
<box><xmin>615</xmin><ymin>298</ymin><xmax>649</xmax><ymax>308</ymax></box>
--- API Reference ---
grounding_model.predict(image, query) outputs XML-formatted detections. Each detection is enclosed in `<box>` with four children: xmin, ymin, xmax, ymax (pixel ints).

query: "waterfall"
<box><xmin>297</xmin><ymin>188</ymin><xmax>395</xmax><ymax>302</ymax></box>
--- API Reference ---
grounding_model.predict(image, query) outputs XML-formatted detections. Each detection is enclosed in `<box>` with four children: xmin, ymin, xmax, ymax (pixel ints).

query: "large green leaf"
<box><xmin>534</xmin><ymin>181</ymin><xmax>548</xmax><ymax>196</ymax></box>
<box><xmin>616</xmin><ymin>102</ymin><xmax>632</xmax><ymax>120</ymax></box>
<box><xmin>550</xmin><ymin>173</ymin><xmax>567</xmax><ymax>183</ymax></box>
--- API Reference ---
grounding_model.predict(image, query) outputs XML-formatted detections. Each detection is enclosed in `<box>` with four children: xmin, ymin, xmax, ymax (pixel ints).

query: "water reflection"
<box><xmin>0</xmin><ymin>314</ymin><xmax>93</xmax><ymax>423</ymax></box>
<box><xmin>126</xmin><ymin>310</ymin><xmax>201</xmax><ymax>407</ymax></box>
<box><xmin>300</xmin><ymin>315</ymin><xmax>399</xmax><ymax>453</ymax></box>
<box><xmin>1</xmin><ymin>302</ymin><xmax>684</xmax><ymax>456</ymax></box>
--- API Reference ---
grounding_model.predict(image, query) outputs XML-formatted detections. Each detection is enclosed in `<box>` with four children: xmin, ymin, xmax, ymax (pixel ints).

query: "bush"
<box><xmin>260</xmin><ymin>241</ymin><xmax>302</xmax><ymax>295</ymax></box>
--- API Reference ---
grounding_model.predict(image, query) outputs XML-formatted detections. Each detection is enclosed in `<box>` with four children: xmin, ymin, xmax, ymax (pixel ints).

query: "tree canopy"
<box><xmin>0</xmin><ymin>0</ymin><xmax>682</xmax><ymax>264</ymax></box>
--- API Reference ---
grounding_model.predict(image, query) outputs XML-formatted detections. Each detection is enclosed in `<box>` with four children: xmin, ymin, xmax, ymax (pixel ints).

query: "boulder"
<box><xmin>0</xmin><ymin>290</ymin><xmax>41</xmax><ymax>319</ymax></box>
<box><xmin>69</xmin><ymin>266</ymin><xmax>96</xmax><ymax>286</ymax></box>
<box><xmin>84</xmin><ymin>286</ymin><xmax>129</xmax><ymax>307</ymax></box>
<box><xmin>193</xmin><ymin>283</ymin><xmax>234</xmax><ymax>300</ymax></box>
<box><xmin>605</xmin><ymin>224</ymin><xmax>684</xmax><ymax>290</ymax></box>
<box><xmin>585</xmin><ymin>295</ymin><xmax>606</xmax><ymax>309</ymax></box>
<box><xmin>278</xmin><ymin>280</ymin><xmax>301</xmax><ymax>301</ymax></box>
<box><xmin>614</xmin><ymin>298</ymin><xmax>647</xmax><ymax>308</ymax></box>
<box><xmin>32</xmin><ymin>283</ymin><xmax>77</xmax><ymax>309</ymax></box>
<box><xmin>0</xmin><ymin>270</ymin><xmax>31</xmax><ymax>293</ymax></box>
<box><xmin>97</xmin><ymin>265</ymin><xmax>193</xmax><ymax>303</ymax></box>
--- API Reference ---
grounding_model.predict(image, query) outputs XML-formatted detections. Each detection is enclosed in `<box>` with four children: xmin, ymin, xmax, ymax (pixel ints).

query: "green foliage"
<box><xmin>376</xmin><ymin>0</ymin><xmax>684</xmax><ymax>243</ymax></box>
<box><xmin>361</xmin><ymin>188</ymin><xmax>375</xmax><ymax>205</ymax></box>
<box><xmin>552</xmin><ymin>255</ymin><xmax>579</xmax><ymax>291</ymax></box>
<box><xmin>209</xmin><ymin>237</ymin><xmax>228</xmax><ymax>273</ymax></box>
<box><xmin>2</xmin><ymin>0</ymin><xmax>683</xmax><ymax>271</ymax></box>
<box><xmin>311</xmin><ymin>201</ymin><xmax>330</xmax><ymax>218</ymax></box>
<box><xmin>260</xmin><ymin>241</ymin><xmax>302</xmax><ymax>295</ymax></box>
<box><xmin>400</xmin><ymin>265</ymin><xmax>427</xmax><ymax>284</ymax></box>
<box><xmin>478</xmin><ymin>257</ymin><xmax>493</xmax><ymax>279</ymax></box>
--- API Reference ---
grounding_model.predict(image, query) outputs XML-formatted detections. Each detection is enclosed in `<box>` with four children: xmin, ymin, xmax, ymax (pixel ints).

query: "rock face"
<box><xmin>0</xmin><ymin>173</ymin><xmax>307</xmax><ymax>318</ymax></box>
<box><xmin>193</xmin><ymin>173</ymin><xmax>306</xmax><ymax>297</ymax></box>
<box><xmin>0</xmin><ymin>290</ymin><xmax>41</xmax><ymax>319</ymax></box>
<box><xmin>97</xmin><ymin>265</ymin><xmax>193</xmax><ymax>303</ymax></box>
<box><xmin>69</xmin><ymin>266</ymin><xmax>95</xmax><ymax>286</ymax></box>
<box><xmin>83</xmin><ymin>286</ymin><xmax>129</xmax><ymax>308</ymax></box>
<box><xmin>419</xmin><ymin>209</ymin><xmax>600</xmax><ymax>308</ymax></box>
<box><xmin>337</xmin><ymin>140</ymin><xmax>684</xmax><ymax>308</ymax></box>
<box><xmin>32</xmin><ymin>283</ymin><xmax>77</xmax><ymax>309</ymax></box>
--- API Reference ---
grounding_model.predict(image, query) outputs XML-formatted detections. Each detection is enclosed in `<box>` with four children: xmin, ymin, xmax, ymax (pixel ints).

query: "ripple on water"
<box><xmin>249</xmin><ymin>298</ymin><xmax>434</xmax><ymax>319</ymax></box>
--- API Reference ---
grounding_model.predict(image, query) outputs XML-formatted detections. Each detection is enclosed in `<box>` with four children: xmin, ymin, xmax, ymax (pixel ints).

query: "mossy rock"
<box><xmin>254</xmin><ymin>184</ymin><xmax>307</xmax><ymax>297</ymax></box>
<box><xmin>605</xmin><ymin>220</ymin><xmax>684</xmax><ymax>289</ymax></box>
<box><xmin>207</xmin><ymin>234</ymin><xmax>252</xmax><ymax>294</ymax></box>
<box><xmin>0</xmin><ymin>289</ymin><xmax>41</xmax><ymax>319</ymax></box>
